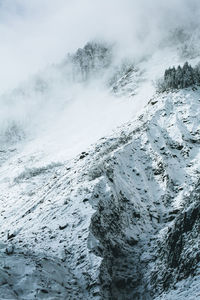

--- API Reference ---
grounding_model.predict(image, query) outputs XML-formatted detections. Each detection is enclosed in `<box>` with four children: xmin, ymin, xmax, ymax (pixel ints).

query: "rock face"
<box><xmin>87</xmin><ymin>90</ymin><xmax>200</xmax><ymax>299</ymax></box>
<box><xmin>68</xmin><ymin>42</ymin><xmax>112</xmax><ymax>81</ymax></box>
<box><xmin>0</xmin><ymin>88</ymin><xmax>200</xmax><ymax>299</ymax></box>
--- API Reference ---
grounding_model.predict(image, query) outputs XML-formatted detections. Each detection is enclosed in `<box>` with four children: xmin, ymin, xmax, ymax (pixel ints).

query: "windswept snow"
<box><xmin>0</xmin><ymin>2</ymin><xmax>200</xmax><ymax>299</ymax></box>
<box><xmin>0</xmin><ymin>87</ymin><xmax>199</xmax><ymax>299</ymax></box>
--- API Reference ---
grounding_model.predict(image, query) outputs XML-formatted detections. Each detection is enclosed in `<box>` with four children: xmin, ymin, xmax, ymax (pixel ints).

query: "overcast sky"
<box><xmin>0</xmin><ymin>0</ymin><xmax>199</xmax><ymax>92</ymax></box>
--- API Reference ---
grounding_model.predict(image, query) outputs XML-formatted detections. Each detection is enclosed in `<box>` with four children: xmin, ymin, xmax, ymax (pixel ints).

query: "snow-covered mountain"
<box><xmin>0</xmin><ymin>26</ymin><xmax>200</xmax><ymax>299</ymax></box>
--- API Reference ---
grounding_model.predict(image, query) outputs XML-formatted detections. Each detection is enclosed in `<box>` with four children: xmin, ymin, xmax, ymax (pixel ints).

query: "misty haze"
<box><xmin>0</xmin><ymin>1</ymin><xmax>200</xmax><ymax>299</ymax></box>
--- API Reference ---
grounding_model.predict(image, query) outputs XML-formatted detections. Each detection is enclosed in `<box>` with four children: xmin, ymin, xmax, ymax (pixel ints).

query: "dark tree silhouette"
<box><xmin>158</xmin><ymin>62</ymin><xmax>200</xmax><ymax>92</ymax></box>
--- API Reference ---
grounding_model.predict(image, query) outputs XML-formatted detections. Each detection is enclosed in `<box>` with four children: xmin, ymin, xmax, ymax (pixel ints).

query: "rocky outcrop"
<box><xmin>66</xmin><ymin>42</ymin><xmax>112</xmax><ymax>81</ymax></box>
<box><xmin>87</xmin><ymin>89</ymin><xmax>200</xmax><ymax>299</ymax></box>
<box><xmin>150</xmin><ymin>182</ymin><xmax>200</xmax><ymax>294</ymax></box>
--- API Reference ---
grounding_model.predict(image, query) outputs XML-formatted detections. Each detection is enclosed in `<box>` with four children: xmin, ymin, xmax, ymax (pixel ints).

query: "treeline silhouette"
<box><xmin>157</xmin><ymin>62</ymin><xmax>200</xmax><ymax>92</ymax></box>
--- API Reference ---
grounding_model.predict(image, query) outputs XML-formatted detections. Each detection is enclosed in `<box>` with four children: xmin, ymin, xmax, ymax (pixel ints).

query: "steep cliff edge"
<box><xmin>88</xmin><ymin>89</ymin><xmax>200</xmax><ymax>299</ymax></box>
<box><xmin>0</xmin><ymin>88</ymin><xmax>199</xmax><ymax>299</ymax></box>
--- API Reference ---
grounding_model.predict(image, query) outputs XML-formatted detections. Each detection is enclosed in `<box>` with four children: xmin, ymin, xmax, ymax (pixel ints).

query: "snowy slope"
<box><xmin>0</xmin><ymin>86</ymin><xmax>199</xmax><ymax>299</ymax></box>
<box><xmin>0</xmin><ymin>41</ymin><xmax>182</xmax><ymax>163</ymax></box>
<box><xmin>0</xmin><ymin>29</ymin><xmax>200</xmax><ymax>299</ymax></box>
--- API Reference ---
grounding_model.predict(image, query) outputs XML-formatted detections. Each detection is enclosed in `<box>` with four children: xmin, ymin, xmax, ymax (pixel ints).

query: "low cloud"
<box><xmin>0</xmin><ymin>0</ymin><xmax>200</xmax><ymax>159</ymax></box>
<box><xmin>0</xmin><ymin>0</ymin><xmax>199</xmax><ymax>91</ymax></box>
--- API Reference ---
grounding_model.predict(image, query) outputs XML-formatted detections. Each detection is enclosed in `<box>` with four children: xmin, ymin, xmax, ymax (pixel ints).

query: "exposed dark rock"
<box><xmin>59</xmin><ymin>223</ymin><xmax>68</xmax><ymax>230</ymax></box>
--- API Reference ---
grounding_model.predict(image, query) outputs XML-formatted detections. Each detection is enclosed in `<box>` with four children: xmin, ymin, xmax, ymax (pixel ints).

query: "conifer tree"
<box><xmin>158</xmin><ymin>61</ymin><xmax>200</xmax><ymax>91</ymax></box>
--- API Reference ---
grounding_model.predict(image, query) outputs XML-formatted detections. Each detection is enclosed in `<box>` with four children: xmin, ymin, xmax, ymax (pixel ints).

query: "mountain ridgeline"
<box><xmin>1</xmin><ymin>31</ymin><xmax>200</xmax><ymax>299</ymax></box>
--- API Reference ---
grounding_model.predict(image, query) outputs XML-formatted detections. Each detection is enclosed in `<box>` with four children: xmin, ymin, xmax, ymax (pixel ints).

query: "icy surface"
<box><xmin>0</xmin><ymin>34</ymin><xmax>200</xmax><ymax>299</ymax></box>
<box><xmin>0</xmin><ymin>86</ymin><xmax>200</xmax><ymax>299</ymax></box>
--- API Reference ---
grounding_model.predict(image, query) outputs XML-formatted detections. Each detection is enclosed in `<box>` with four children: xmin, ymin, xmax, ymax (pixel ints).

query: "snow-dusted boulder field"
<box><xmin>0</xmin><ymin>87</ymin><xmax>199</xmax><ymax>299</ymax></box>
